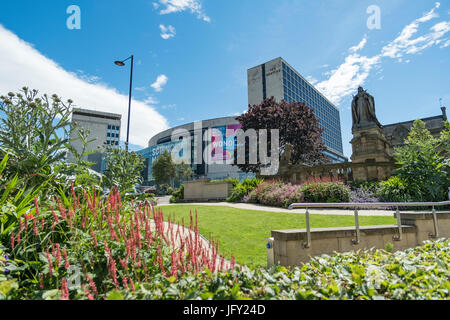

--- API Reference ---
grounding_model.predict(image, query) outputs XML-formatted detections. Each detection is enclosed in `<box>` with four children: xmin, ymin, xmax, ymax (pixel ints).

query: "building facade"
<box><xmin>383</xmin><ymin>107</ymin><xmax>447</xmax><ymax>155</ymax></box>
<box><xmin>138</xmin><ymin>116</ymin><xmax>255</xmax><ymax>185</ymax></box>
<box><xmin>68</xmin><ymin>108</ymin><xmax>121</xmax><ymax>172</ymax></box>
<box><xmin>248</xmin><ymin>57</ymin><xmax>346</xmax><ymax>163</ymax></box>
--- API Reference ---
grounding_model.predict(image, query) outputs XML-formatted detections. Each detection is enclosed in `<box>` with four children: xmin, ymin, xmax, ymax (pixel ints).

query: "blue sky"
<box><xmin>0</xmin><ymin>0</ymin><xmax>449</xmax><ymax>158</ymax></box>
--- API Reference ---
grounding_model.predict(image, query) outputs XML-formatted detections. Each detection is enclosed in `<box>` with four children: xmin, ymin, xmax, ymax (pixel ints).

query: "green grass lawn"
<box><xmin>156</xmin><ymin>205</ymin><xmax>396</xmax><ymax>267</ymax></box>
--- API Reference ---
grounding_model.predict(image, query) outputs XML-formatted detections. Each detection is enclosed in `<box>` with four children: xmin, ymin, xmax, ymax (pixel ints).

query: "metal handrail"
<box><xmin>288</xmin><ymin>201</ymin><xmax>450</xmax><ymax>248</ymax></box>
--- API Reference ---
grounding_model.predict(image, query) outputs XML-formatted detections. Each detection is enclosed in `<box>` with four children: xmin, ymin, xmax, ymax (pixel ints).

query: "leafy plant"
<box><xmin>301</xmin><ymin>181</ymin><xmax>350</xmax><ymax>203</ymax></box>
<box><xmin>152</xmin><ymin>150</ymin><xmax>176</xmax><ymax>187</ymax></box>
<box><xmin>112</xmin><ymin>238</ymin><xmax>450</xmax><ymax>300</ymax></box>
<box><xmin>102</xmin><ymin>147</ymin><xmax>145</xmax><ymax>195</ymax></box>
<box><xmin>0</xmin><ymin>88</ymin><xmax>73</xmax><ymax>187</ymax></box>
<box><xmin>226</xmin><ymin>178</ymin><xmax>264</xmax><ymax>203</ymax></box>
<box><xmin>392</xmin><ymin>120</ymin><xmax>449</xmax><ymax>202</ymax></box>
<box><xmin>378</xmin><ymin>176</ymin><xmax>413</xmax><ymax>203</ymax></box>
<box><xmin>170</xmin><ymin>184</ymin><xmax>184</xmax><ymax>203</ymax></box>
<box><xmin>0</xmin><ymin>153</ymin><xmax>45</xmax><ymax>240</ymax></box>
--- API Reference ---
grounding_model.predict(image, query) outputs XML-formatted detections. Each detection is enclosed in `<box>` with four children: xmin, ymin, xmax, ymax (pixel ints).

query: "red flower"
<box><xmin>85</xmin><ymin>273</ymin><xmax>98</xmax><ymax>296</ymax></box>
<box><xmin>33</xmin><ymin>218</ymin><xmax>38</xmax><ymax>236</ymax></box>
<box><xmin>60</xmin><ymin>278</ymin><xmax>69</xmax><ymax>300</ymax></box>
<box><xmin>34</xmin><ymin>197</ymin><xmax>40</xmax><ymax>217</ymax></box>
<box><xmin>63</xmin><ymin>248</ymin><xmax>70</xmax><ymax>270</ymax></box>
<box><xmin>46</xmin><ymin>248</ymin><xmax>53</xmax><ymax>277</ymax></box>
<box><xmin>10</xmin><ymin>233</ymin><xmax>15</xmax><ymax>250</ymax></box>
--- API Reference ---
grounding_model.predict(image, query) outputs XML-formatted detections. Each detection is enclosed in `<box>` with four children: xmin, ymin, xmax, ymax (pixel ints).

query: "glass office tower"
<box><xmin>248</xmin><ymin>57</ymin><xmax>346</xmax><ymax>163</ymax></box>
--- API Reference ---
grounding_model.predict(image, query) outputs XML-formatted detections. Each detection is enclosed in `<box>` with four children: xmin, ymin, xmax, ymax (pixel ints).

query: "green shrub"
<box><xmin>245</xmin><ymin>180</ymin><xmax>303</xmax><ymax>208</ymax></box>
<box><xmin>301</xmin><ymin>181</ymin><xmax>350</xmax><ymax>203</ymax></box>
<box><xmin>226</xmin><ymin>178</ymin><xmax>264</xmax><ymax>203</ymax></box>
<box><xmin>392</xmin><ymin>119</ymin><xmax>450</xmax><ymax>202</ymax></box>
<box><xmin>116</xmin><ymin>238</ymin><xmax>450</xmax><ymax>300</ymax></box>
<box><xmin>378</xmin><ymin>176</ymin><xmax>414</xmax><ymax>203</ymax></box>
<box><xmin>170</xmin><ymin>184</ymin><xmax>184</xmax><ymax>203</ymax></box>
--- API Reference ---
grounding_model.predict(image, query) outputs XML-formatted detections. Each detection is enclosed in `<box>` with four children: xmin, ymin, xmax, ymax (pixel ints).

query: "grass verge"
<box><xmin>156</xmin><ymin>205</ymin><xmax>396</xmax><ymax>267</ymax></box>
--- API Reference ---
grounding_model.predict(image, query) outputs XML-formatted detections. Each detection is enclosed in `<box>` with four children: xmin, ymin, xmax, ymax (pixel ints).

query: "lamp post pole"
<box><xmin>114</xmin><ymin>55</ymin><xmax>134</xmax><ymax>152</ymax></box>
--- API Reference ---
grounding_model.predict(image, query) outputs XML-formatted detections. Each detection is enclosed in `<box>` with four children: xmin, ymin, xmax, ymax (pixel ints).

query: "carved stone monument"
<box><xmin>350</xmin><ymin>87</ymin><xmax>394</xmax><ymax>181</ymax></box>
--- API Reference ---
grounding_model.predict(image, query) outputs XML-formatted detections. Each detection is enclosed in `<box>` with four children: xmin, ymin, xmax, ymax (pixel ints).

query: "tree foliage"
<box><xmin>234</xmin><ymin>97</ymin><xmax>328</xmax><ymax>173</ymax></box>
<box><xmin>390</xmin><ymin>120</ymin><xmax>449</xmax><ymax>202</ymax></box>
<box><xmin>102</xmin><ymin>147</ymin><xmax>145</xmax><ymax>194</ymax></box>
<box><xmin>151</xmin><ymin>150</ymin><xmax>176</xmax><ymax>186</ymax></box>
<box><xmin>175</xmin><ymin>161</ymin><xmax>193</xmax><ymax>183</ymax></box>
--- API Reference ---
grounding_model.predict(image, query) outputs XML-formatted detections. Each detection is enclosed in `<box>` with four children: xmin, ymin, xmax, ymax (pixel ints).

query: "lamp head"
<box><xmin>114</xmin><ymin>61</ymin><xmax>125</xmax><ymax>67</ymax></box>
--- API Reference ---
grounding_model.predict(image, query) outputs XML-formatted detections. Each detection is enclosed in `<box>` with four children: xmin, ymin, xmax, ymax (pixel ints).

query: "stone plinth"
<box><xmin>350</xmin><ymin>124</ymin><xmax>394</xmax><ymax>181</ymax></box>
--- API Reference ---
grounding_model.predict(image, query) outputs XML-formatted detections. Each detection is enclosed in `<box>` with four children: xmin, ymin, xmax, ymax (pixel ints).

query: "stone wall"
<box><xmin>183</xmin><ymin>179</ymin><xmax>233</xmax><ymax>201</ymax></box>
<box><xmin>277</xmin><ymin>161</ymin><xmax>399</xmax><ymax>184</ymax></box>
<box><xmin>270</xmin><ymin>211</ymin><xmax>450</xmax><ymax>267</ymax></box>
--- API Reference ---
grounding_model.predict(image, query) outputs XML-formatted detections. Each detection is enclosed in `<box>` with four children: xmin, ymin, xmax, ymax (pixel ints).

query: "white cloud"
<box><xmin>0</xmin><ymin>24</ymin><xmax>168</xmax><ymax>147</ymax></box>
<box><xmin>316</xmin><ymin>54</ymin><xmax>381</xmax><ymax>104</ymax></box>
<box><xmin>381</xmin><ymin>2</ymin><xmax>443</xmax><ymax>58</ymax></box>
<box><xmin>150</xmin><ymin>74</ymin><xmax>168</xmax><ymax>92</ymax></box>
<box><xmin>349</xmin><ymin>35</ymin><xmax>367</xmax><ymax>53</ymax></box>
<box><xmin>159</xmin><ymin>24</ymin><xmax>176</xmax><ymax>40</ymax></box>
<box><xmin>76</xmin><ymin>70</ymin><xmax>101</xmax><ymax>84</ymax></box>
<box><xmin>440</xmin><ymin>39</ymin><xmax>450</xmax><ymax>48</ymax></box>
<box><xmin>154</xmin><ymin>0</ymin><xmax>210</xmax><ymax>22</ymax></box>
<box><xmin>316</xmin><ymin>3</ymin><xmax>449</xmax><ymax>106</ymax></box>
<box><xmin>306</xmin><ymin>76</ymin><xmax>318</xmax><ymax>85</ymax></box>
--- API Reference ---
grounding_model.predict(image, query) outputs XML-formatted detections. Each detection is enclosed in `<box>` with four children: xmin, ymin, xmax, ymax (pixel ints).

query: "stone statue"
<box><xmin>351</xmin><ymin>87</ymin><xmax>381</xmax><ymax>129</ymax></box>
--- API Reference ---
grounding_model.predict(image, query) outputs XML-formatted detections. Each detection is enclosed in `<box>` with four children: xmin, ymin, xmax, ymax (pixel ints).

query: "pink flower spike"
<box><xmin>60</xmin><ymin>278</ymin><xmax>69</xmax><ymax>300</ymax></box>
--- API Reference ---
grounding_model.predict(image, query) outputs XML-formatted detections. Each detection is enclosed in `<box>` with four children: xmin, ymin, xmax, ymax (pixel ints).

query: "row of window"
<box><xmin>282</xmin><ymin>63</ymin><xmax>336</xmax><ymax>108</ymax></box>
<box><xmin>107</xmin><ymin>132</ymin><xmax>119</xmax><ymax>138</ymax></box>
<box><xmin>284</xmin><ymin>88</ymin><xmax>341</xmax><ymax>133</ymax></box>
<box><xmin>106</xmin><ymin>140</ymin><xmax>119</xmax><ymax>146</ymax></box>
<box><xmin>107</xmin><ymin>124</ymin><xmax>120</xmax><ymax>147</ymax></box>
<box><xmin>282</xmin><ymin>79</ymin><xmax>339</xmax><ymax>121</ymax></box>
<box><xmin>283</xmin><ymin>88</ymin><xmax>340</xmax><ymax>129</ymax></box>
<box><xmin>283</xmin><ymin>93</ymin><xmax>343</xmax><ymax>152</ymax></box>
<box><xmin>281</xmin><ymin>64</ymin><xmax>343</xmax><ymax>153</ymax></box>
<box><xmin>107</xmin><ymin>125</ymin><xmax>120</xmax><ymax>131</ymax></box>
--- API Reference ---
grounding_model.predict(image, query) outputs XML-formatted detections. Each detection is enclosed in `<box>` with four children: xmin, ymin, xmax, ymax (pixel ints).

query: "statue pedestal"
<box><xmin>350</xmin><ymin>124</ymin><xmax>394</xmax><ymax>181</ymax></box>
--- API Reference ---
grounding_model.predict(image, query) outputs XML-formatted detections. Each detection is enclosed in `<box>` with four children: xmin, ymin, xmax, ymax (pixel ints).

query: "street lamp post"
<box><xmin>114</xmin><ymin>55</ymin><xmax>134</xmax><ymax>152</ymax></box>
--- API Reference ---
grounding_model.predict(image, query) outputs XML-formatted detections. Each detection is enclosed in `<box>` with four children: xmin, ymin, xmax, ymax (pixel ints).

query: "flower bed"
<box><xmin>88</xmin><ymin>239</ymin><xmax>450</xmax><ymax>300</ymax></box>
<box><xmin>245</xmin><ymin>178</ymin><xmax>350</xmax><ymax>208</ymax></box>
<box><xmin>0</xmin><ymin>188</ymin><xmax>233</xmax><ymax>300</ymax></box>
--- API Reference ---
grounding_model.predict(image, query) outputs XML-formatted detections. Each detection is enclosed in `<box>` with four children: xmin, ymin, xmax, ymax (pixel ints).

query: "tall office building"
<box><xmin>68</xmin><ymin>108</ymin><xmax>122</xmax><ymax>172</ymax></box>
<box><xmin>248</xmin><ymin>57</ymin><xmax>346</xmax><ymax>162</ymax></box>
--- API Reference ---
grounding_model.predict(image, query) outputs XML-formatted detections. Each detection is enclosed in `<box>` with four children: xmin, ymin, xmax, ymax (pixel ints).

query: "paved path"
<box><xmin>155</xmin><ymin>197</ymin><xmax>395</xmax><ymax>217</ymax></box>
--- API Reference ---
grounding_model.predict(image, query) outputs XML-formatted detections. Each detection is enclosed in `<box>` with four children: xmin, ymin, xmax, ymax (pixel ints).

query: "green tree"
<box><xmin>103</xmin><ymin>147</ymin><xmax>145</xmax><ymax>195</ymax></box>
<box><xmin>0</xmin><ymin>88</ymin><xmax>73</xmax><ymax>186</ymax></box>
<box><xmin>175</xmin><ymin>161</ymin><xmax>193</xmax><ymax>183</ymax></box>
<box><xmin>440</xmin><ymin>120</ymin><xmax>450</xmax><ymax>155</ymax></box>
<box><xmin>152</xmin><ymin>150</ymin><xmax>176</xmax><ymax>186</ymax></box>
<box><xmin>392</xmin><ymin>119</ymin><xmax>449</xmax><ymax>202</ymax></box>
